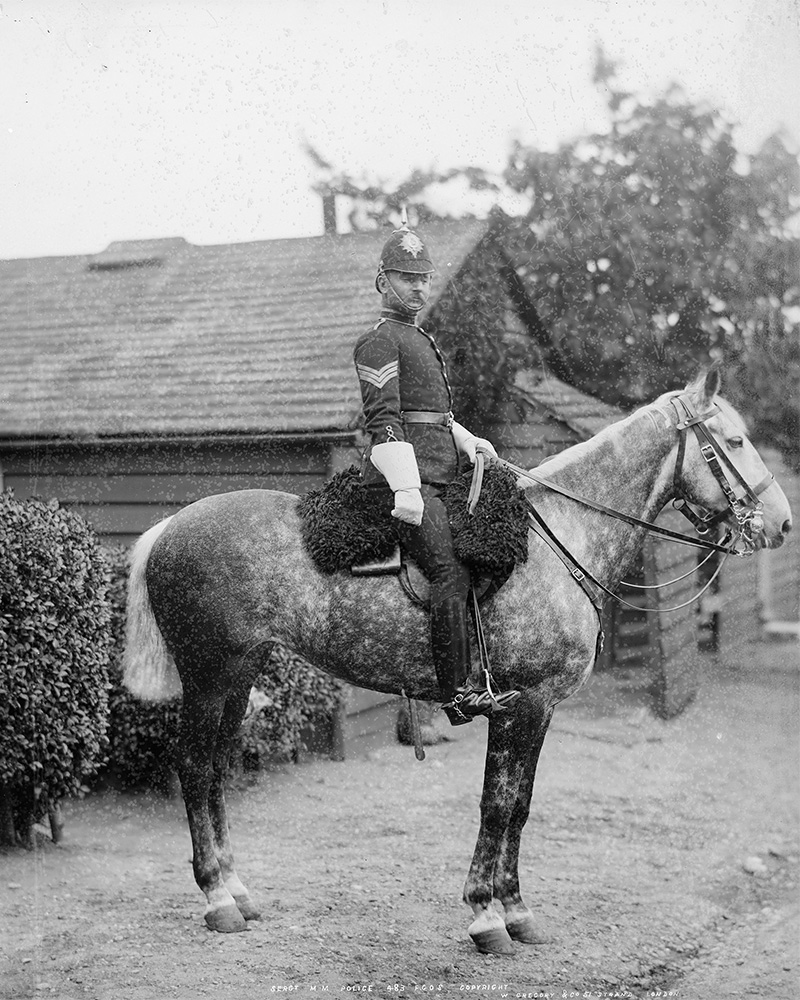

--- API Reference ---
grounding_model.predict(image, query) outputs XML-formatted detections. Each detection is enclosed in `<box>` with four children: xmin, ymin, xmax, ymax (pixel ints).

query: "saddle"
<box><xmin>298</xmin><ymin>458</ymin><xmax>530</xmax><ymax>608</ymax></box>
<box><xmin>350</xmin><ymin>545</ymin><xmax>501</xmax><ymax>609</ymax></box>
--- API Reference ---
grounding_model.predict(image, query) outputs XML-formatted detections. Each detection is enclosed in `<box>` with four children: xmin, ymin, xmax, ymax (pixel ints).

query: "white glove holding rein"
<box><xmin>451</xmin><ymin>421</ymin><xmax>498</xmax><ymax>463</ymax></box>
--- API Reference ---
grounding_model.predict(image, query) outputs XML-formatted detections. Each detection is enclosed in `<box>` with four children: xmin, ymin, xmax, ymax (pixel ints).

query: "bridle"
<box><xmin>484</xmin><ymin>391</ymin><xmax>775</xmax><ymax>614</ymax></box>
<box><xmin>668</xmin><ymin>392</ymin><xmax>773</xmax><ymax>553</ymax></box>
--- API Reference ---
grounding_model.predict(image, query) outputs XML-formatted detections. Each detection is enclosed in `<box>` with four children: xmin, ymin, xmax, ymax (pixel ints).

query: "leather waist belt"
<box><xmin>401</xmin><ymin>410</ymin><xmax>454</xmax><ymax>428</ymax></box>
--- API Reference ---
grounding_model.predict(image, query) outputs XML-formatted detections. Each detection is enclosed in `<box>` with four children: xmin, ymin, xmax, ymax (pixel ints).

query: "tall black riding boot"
<box><xmin>430</xmin><ymin>594</ymin><xmax>471</xmax><ymax>704</ymax></box>
<box><xmin>431</xmin><ymin>596</ymin><xmax>520</xmax><ymax>727</ymax></box>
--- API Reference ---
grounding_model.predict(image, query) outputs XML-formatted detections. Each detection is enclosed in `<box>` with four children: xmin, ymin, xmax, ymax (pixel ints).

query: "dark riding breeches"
<box><xmin>396</xmin><ymin>484</ymin><xmax>471</xmax><ymax>699</ymax></box>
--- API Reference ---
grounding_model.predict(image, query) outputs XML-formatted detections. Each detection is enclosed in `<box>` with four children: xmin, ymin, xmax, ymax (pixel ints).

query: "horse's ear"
<box><xmin>686</xmin><ymin>364</ymin><xmax>721</xmax><ymax>408</ymax></box>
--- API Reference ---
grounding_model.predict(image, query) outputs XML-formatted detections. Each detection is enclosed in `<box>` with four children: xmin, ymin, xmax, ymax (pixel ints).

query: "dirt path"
<box><xmin>2</xmin><ymin>639</ymin><xmax>797</xmax><ymax>1000</ymax></box>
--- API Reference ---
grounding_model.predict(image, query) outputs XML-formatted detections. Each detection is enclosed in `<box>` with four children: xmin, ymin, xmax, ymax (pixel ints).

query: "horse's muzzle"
<box><xmin>764</xmin><ymin>518</ymin><xmax>791</xmax><ymax>549</ymax></box>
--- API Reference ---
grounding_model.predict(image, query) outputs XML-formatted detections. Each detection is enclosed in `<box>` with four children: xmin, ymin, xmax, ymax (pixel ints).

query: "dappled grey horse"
<box><xmin>123</xmin><ymin>369</ymin><xmax>791</xmax><ymax>953</ymax></box>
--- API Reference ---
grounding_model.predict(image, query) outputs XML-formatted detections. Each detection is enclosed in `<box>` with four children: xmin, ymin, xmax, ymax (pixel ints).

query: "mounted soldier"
<box><xmin>352</xmin><ymin>221</ymin><xmax>521</xmax><ymax>726</ymax></box>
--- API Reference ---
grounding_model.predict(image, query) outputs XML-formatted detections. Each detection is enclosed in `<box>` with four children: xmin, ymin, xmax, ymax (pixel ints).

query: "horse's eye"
<box><xmin>727</xmin><ymin>437</ymin><xmax>743</xmax><ymax>449</ymax></box>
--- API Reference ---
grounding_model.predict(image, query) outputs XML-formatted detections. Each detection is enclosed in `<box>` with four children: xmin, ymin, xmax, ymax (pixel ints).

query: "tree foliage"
<box><xmin>308</xmin><ymin>50</ymin><xmax>800</xmax><ymax>467</ymax></box>
<box><xmin>503</xmin><ymin>54</ymin><xmax>800</xmax><ymax>466</ymax></box>
<box><xmin>425</xmin><ymin>235</ymin><xmax>543</xmax><ymax>427</ymax></box>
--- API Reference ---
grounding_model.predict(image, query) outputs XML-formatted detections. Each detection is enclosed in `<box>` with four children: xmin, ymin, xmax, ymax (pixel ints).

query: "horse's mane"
<box><xmin>532</xmin><ymin>387</ymin><xmax>749</xmax><ymax>480</ymax></box>
<box><xmin>533</xmin><ymin>405</ymin><xmax>644</xmax><ymax>477</ymax></box>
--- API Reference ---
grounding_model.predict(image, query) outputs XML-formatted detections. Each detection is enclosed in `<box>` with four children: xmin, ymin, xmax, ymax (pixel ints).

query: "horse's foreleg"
<box><xmin>178</xmin><ymin>686</ymin><xmax>247</xmax><ymax>933</ymax></box>
<box><xmin>462</xmin><ymin>692</ymin><xmax>551</xmax><ymax>954</ymax></box>
<box><xmin>209</xmin><ymin>675</ymin><xmax>261</xmax><ymax>922</ymax></box>
<box><xmin>492</xmin><ymin>704</ymin><xmax>553</xmax><ymax>945</ymax></box>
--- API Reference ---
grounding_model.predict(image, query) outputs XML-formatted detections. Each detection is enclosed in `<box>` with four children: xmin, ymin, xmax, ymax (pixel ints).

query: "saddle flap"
<box><xmin>351</xmin><ymin>544</ymin><xmax>503</xmax><ymax>610</ymax></box>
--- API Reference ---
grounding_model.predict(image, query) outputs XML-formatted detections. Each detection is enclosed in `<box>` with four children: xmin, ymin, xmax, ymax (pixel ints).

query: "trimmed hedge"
<box><xmin>103</xmin><ymin>544</ymin><xmax>344</xmax><ymax>790</ymax></box>
<box><xmin>0</xmin><ymin>493</ymin><xmax>112</xmax><ymax>845</ymax></box>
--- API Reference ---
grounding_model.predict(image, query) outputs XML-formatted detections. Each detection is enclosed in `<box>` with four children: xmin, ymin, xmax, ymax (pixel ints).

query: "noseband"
<box><xmin>670</xmin><ymin>393</ymin><xmax>774</xmax><ymax>551</ymax></box>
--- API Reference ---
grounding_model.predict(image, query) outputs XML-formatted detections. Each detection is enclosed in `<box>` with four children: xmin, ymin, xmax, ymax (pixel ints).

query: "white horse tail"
<box><xmin>122</xmin><ymin>517</ymin><xmax>182</xmax><ymax>701</ymax></box>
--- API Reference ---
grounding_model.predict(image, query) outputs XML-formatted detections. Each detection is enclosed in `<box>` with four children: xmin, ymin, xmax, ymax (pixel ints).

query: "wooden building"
<box><xmin>0</xmin><ymin>217</ymin><xmax>776</xmax><ymax>739</ymax></box>
<box><xmin>0</xmin><ymin>222</ymin><xmax>489</xmax><ymax>543</ymax></box>
<box><xmin>0</xmin><ymin>218</ymin><xmax>537</xmax><ymax>743</ymax></box>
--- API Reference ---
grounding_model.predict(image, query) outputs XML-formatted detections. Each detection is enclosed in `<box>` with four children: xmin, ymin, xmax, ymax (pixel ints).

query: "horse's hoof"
<box><xmin>506</xmin><ymin>916</ymin><xmax>549</xmax><ymax>945</ymax></box>
<box><xmin>233</xmin><ymin>896</ymin><xmax>261</xmax><ymax>921</ymax></box>
<box><xmin>205</xmin><ymin>903</ymin><xmax>248</xmax><ymax>933</ymax></box>
<box><xmin>468</xmin><ymin>904</ymin><xmax>515</xmax><ymax>954</ymax></box>
<box><xmin>470</xmin><ymin>924</ymin><xmax>515</xmax><ymax>954</ymax></box>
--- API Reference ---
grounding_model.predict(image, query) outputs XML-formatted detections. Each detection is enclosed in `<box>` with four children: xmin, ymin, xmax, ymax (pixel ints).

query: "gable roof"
<box><xmin>514</xmin><ymin>369</ymin><xmax>625</xmax><ymax>438</ymax></box>
<box><xmin>0</xmin><ymin>220</ymin><xmax>488</xmax><ymax>441</ymax></box>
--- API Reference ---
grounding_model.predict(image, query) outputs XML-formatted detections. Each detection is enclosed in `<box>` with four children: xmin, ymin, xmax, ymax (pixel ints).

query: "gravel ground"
<box><xmin>1</xmin><ymin>637</ymin><xmax>797</xmax><ymax>1000</ymax></box>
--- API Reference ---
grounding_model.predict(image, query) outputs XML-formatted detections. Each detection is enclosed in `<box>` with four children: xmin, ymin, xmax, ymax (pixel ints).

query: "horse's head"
<box><xmin>667</xmin><ymin>367</ymin><xmax>792</xmax><ymax>550</ymax></box>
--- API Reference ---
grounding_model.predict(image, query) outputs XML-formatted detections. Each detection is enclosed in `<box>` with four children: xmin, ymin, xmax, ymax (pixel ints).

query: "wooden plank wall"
<box><xmin>491</xmin><ymin>409</ymin><xmax>576</xmax><ymax>469</ymax></box>
<box><xmin>716</xmin><ymin>545</ymin><xmax>763</xmax><ymax>657</ymax></box>
<box><xmin>1</xmin><ymin>438</ymin><xmax>357</xmax><ymax>546</ymax></box>
<box><xmin>647</xmin><ymin>508</ymin><xmax>704</xmax><ymax>718</ymax></box>
<box><xmin>589</xmin><ymin>506</ymin><xmax>705</xmax><ymax>714</ymax></box>
<box><xmin>758</xmin><ymin>447</ymin><xmax>799</xmax><ymax>630</ymax></box>
<box><xmin>605</xmin><ymin>555</ymin><xmax>650</xmax><ymax>672</ymax></box>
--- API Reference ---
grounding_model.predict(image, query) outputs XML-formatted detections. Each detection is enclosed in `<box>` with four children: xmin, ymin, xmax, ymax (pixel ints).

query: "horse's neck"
<box><xmin>530</xmin><ymin>406</ymin><xmax>675</xmax><ymax>585</ymax></box>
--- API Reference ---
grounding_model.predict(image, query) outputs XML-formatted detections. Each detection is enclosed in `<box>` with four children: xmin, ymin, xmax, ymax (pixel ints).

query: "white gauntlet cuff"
<box><xmin>369</xmin><ymin>441</ymin><xmax>422</xmax><ymax>492</ymax></box>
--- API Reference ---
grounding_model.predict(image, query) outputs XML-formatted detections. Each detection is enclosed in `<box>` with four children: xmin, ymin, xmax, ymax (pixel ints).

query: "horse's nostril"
<box><xmin>783</xmin><ymin>519</ymin><xmax>793</xmax><ymax>535</ymax></box>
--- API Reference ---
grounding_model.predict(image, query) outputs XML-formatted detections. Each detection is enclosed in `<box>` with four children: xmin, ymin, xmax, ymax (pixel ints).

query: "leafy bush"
<box><xmin>102</xmin><ymin>544</ymin><xmax>344</xmax><ymax>790</ymax></box>
<box><xmin>239</xmin><ymin>643</ymin><xmax>344</xmax><ymax>767</ymax></box>
<box><xmin>0</xmin><ymin>493</ymin><xmax>112</xmax><ymax>845</ymax></box>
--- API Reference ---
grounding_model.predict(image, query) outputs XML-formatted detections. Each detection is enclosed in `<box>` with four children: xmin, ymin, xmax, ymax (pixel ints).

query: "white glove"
<box><xmin>451</xmin><ymin>421</ymin><xmax>498</xmax><ymax>463</ymax></box>
<box><xmin>392</xmin><ymin>488</ymin><xmax>424</xmax><ymax>526</ymax></box>
<box><xmin>369</xmin><ymin>441</ymin><xmax>425</xmax><ymax>525</ymax></box>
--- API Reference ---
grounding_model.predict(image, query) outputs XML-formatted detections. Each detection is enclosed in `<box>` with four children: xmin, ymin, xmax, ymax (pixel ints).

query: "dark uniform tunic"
<box><xmin>354</xmin><ymin>307</ymin><xmax>469</xmax><ymax>606</ymax></box>
<box><xmin>354</xmin><ymin>308</ymin><xmax>458</xmax><ymax>487</ymax></box>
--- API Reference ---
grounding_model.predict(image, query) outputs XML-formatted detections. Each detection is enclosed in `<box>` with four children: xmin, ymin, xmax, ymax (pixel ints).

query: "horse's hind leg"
<box><xmin>208</xmin><ymin>673</ymin><xmax>262</xmax><ymax>922</ymax></box>
<box><xmin>492</xmin><ymin>702</ymin><xmax>553</xmax><ymax>944</ymax></box>
<box><xmin>177</xmin><ymin>677</ymin><xmax>247</xmax><ymax>933</ymax></box>
<box><xmin>463</xmin><ymin>692</ymin><xmax>552</xmax><ymax>954</ymax></box>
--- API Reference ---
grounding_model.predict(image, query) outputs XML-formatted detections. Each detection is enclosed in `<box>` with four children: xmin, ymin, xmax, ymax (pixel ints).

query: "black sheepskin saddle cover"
<box><xmin>298</xmin><ymin>463</ymin><xmax>529</xmax><ymax>581</ymax></box>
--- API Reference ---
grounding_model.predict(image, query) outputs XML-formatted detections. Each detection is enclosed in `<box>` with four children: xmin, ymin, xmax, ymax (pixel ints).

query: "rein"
<box><xmin>494</xmin><ymin>455</ymin><xmax>737</xmax><ymax>554</ymax></box>
<box><xmin>484</xmin><ymin>390</ymin><xmax>771</xmax><ymax>614</ymax></box>
<box><xmin>526</xmin><ymin>500</ymin><xmax>730</xmax><ymax>613</ymax></box>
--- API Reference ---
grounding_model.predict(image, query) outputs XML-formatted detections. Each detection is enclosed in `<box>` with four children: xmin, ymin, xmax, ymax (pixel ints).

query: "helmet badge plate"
<box><xmin>399</xmin><ymin>232</ymin><xmax>424</xmax><ymax>258</ymax></box>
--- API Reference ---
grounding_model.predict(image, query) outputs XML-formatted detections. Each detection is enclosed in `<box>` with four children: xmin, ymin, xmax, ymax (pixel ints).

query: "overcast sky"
<box><xmin>1</xmin><ymin>0</ymin><xmax>798</xmax><ymax>260</ymax></box>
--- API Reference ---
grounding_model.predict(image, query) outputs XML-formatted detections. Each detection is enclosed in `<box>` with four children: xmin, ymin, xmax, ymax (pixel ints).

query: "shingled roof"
<box><xmin>0</xmin><ymin>220</ymin><xmax>488</xmax><ymax>440</ymax></box>
<box><xmin>514</xmin><ymin>369</ymin><xmax>625</xmax><ymax>438</ymax></box>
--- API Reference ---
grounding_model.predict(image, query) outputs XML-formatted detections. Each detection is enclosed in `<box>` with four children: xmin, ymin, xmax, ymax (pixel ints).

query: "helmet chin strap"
<box><xmin>379</xmin><ymin>270</ymin><xmax>422</xmax><ymax>316</ymax></box>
